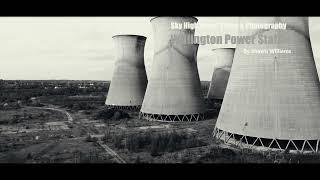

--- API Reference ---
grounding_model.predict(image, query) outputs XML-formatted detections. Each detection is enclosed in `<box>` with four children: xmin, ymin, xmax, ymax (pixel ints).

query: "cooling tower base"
<box><xmin>139</xmin><ymin>112</ymin><xmax>205</xmax><ymax>122</ymax></box>
<box><xmin>213</xmin><ymin>128</ymin><xmax>320</xmax><ymax>153</ymax></box>
<box><xmin>105</xmin><ymin>105</ymin><xmax>141</xmax><ymax>111</ymax></box>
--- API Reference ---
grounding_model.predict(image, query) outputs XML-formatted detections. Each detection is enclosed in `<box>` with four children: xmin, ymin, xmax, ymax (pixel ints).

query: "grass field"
<box><xmin>1</xmin><ymin>80</ymin><xmax>320</xmax><ymax>163</ymax></box>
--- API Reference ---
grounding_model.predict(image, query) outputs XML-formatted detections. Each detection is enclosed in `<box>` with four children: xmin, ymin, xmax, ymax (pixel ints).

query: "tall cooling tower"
<box><xmin>207</xmin><ymin>48</ymin><xmax>235</xmax><ymax>100</ymax></box>
<box><xmin>213</xmin><ymin>17</ymin><xmax>320</xmax><ymax>152</ymax></box>
<box><xmin>139</xmin><ymin>17</ymin><xmax>206</xmax><ymax>122</ymax></box>
<box><xmin>105</xmin><ymin>35</ymin><xmax>148</xmax><ymax>111</ymax></box>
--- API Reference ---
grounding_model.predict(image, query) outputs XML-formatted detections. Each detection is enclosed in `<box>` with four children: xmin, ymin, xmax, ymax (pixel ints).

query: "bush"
<box><xmin>95</xmin><ymin>108</ymin><xmax>129</xmax><ymax>121</ymax></box>
<box><xmin>95</xmin><ymin>108</ymin><xmax>114</xmax><ymax>120</ymax></box>
<box><xmin>86</xmin><ymin>135</ymin><xmax>99</xmax><ymax>142</ymax></box>
<box><xmin>155</xmin><ymin>131</ymin><xmax>206</xmax><ymax>153</ymax></box>
<box><xmin>150</xmin><ymin>136</ymin><xmax>161</xmax><ymax>156</ymax></box>
<box><xmin>124</xmin><ymin>130</ymin><xmax>206</xmax><ymax>155</ymax></box>
<box><xmin>110</xmin><ymin>130</ymin><xmax>206</xmax><ymax>156</ymax></box>
<box><xmin>0</xmin><ymin>120</ymin><xmax>9</xmax><ymax>125</ymax></box>
<box><xmin>113</xmin><ymin>111</ymin><xmax>121</xmax><ymax>120</ymax></box>
<box><xmin>135</xmin><ymin>156</ymin><xmax>141</xmax><ymax>163</ymax></box>
<box><xmin>102</xmin><ymin>131</ymin><xmax>111</xmax><ymax>143</ymax></box>
<box><xmin>126</xmin><ymin>132</ymin><xmax>152</xmax><ymax>152</ymax></box>
<box><xmin>114</xmin><ymin>135</ymin><xmax>124</xmax><ymax>149</ymax></box>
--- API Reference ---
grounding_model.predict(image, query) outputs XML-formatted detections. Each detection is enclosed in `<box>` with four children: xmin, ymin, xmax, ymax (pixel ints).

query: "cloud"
<box><xmin>2</xmin><ymin>17</ymin><xmax>320</xmax><ymax>80</ymax></box>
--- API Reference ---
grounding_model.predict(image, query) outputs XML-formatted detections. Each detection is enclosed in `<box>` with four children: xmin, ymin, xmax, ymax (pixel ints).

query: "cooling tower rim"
<box><xmin>139</xmin><ymin>112</ymin><xmax>205</xmax><ymax>122</ymax></box>
<box><xmin>214</xmin><ymin>66</ymin><xmax>231</xmax><ymax>71</ymax></box>
<box><xmin>212</xmin><ymin>47</ymin><xmax>236</xmax><ymax>51</ymax></box>
<box><xmin>112</xmin><ymin>34</ymin><xmax>147</xmax><ymax>39</ymax></box>
<box><xmin>150</xmin><ymin>16</ymin><xmax>198</xmax><ymax>22</ymax></box>
<box><xmin>213</xmin><ymin>127</ymin><xmax>320</xmax><ymax>153</ymax></box>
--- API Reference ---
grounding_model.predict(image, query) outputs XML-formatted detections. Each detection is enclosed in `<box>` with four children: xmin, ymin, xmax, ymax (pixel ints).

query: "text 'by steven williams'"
<box><xmin>243</xmin><ymin>48</ymin><xmax>292</xmax><ymax>54</ymax></box>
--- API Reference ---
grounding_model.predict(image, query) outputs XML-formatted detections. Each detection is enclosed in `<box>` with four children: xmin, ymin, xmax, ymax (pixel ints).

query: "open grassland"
<box><xmin>1</xmin><ymin>80</ymin><xmax>320</xmax><ymax>163</ymax></box>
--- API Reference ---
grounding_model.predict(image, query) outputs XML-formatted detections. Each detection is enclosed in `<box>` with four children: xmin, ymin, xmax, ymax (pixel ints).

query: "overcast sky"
<box><xmin>0</xmin><ymin>17</ymin><xmax>320</xmax><ymax>81</ymax></box>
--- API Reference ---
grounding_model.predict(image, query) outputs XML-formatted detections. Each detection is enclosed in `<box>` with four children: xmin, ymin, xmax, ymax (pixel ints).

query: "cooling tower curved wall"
<box><xmin>105</xmin><ymin>35</ymin><xmax>148</xmax><ymax>110</ymax></box>
<box><xmin>139</xmin><ymin>17</ymin><xmax>206</xmax><ymax>122</ymax></box>
<box><xmin>214</xmin><ymin>17</ymin><xmax>320</xmax><ymax>152</ymax></box>
<box><xmin>207</xmin><ymin>67</ymin><xmax>231</xmax><ymax>100</ymax></box>
<box><xmin>207</xmin><ymin>48</ymin><xmax>235</xmax><ymax>100</ymax></box>
<box><xmin>238</xmin><ymin>17</ymin><xmax>309</xmax><ymax>38</ymax></box>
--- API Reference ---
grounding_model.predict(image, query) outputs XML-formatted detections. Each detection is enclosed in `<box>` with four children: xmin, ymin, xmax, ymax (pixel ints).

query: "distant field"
<box><xmin>0</xmin><ymin>108</ymin><xmax>65</xmax><ymax>125</ymax></box>
<box><xmin>4</xmin><ymin>80</ymin><xmax>320</xmax><ymax>163</ymax></box>
<box><xmin>0</xmin><ymin>80</ymin><xmax>110</xmax><ymax>104</ymax></box>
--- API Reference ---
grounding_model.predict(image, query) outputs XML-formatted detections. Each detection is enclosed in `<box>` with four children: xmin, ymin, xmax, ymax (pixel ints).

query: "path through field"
<box><xmin>26</xmin><ymin>105</ymin><xmax>126</xmax><ymax>163</ymax></box>
<box><xmin>26</xmin><ymin>106</ymin><xmax>73</xmax><ymax>123</ymax></box>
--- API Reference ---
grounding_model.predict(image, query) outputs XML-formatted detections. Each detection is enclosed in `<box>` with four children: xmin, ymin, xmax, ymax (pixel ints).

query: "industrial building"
<box><xmin>213</xmin><ymin>17</ymin><xmax>320</xmax><ymax>152</ymax></box>
<box><xmin>105</xmin><ymin>35</ymin><xmax>148</xmax><ymax>110</ymax></box>
<box><xmin>207</xmin><ymin>48</ymin><xmax>235</xmax><ymax>100</ymax></box>
<box><xmin>139</xmin><ymin>17</ymin><xmax>206</xmax><ymax>122</ymax></box>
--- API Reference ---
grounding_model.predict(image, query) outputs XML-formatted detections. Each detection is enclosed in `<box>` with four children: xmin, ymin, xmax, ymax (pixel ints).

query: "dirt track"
<box><xmin>25</xmin><ymin>106</ymin><xmax>73</xmax><ymax>123</ymax></box>
<box><xmin>32</xmin><ymin>106</ymin><xmax>127</xmax><ymax>163</ymax></box>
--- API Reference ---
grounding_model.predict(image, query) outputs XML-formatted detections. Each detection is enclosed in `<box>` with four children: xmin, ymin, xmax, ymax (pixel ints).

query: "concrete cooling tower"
<box><xmin>105</xmin><ymin>35</ymin><xmax>148</xmax><ymax>111</ymax></box>
<box><xmin>213</xmin><ymin>17</ymin><xmax>320</xmax><ymax>152</ymax></box>
<box><xmin>207</xmin><ymin>48</ymin><xmax>235</xmax><ymax>100</ymax></box>
<box><xmin>139</xmin><ymin>17</ymin><xmax>206</xmax><ymax>122</ymax></box>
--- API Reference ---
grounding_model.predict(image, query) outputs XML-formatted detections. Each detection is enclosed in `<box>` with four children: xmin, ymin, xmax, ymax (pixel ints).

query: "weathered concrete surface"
<box><xmin>207</xmin><ymin>48</ymin><xmax>235</xmax><ymax>100</ymax></box>
<box><xmin>106</xmin><ymin>35</ymin><xmax>148</xmax><ymax>107</ymax></box>
<box><xmin>140</xmin><ymin>17</ymin><xmax>205</xmax><ymax>115</ymax></box>
<box><xmin>216</xmin><ymin>17</ymin><xmax>320</xmax><ymax>140</ymax></box>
